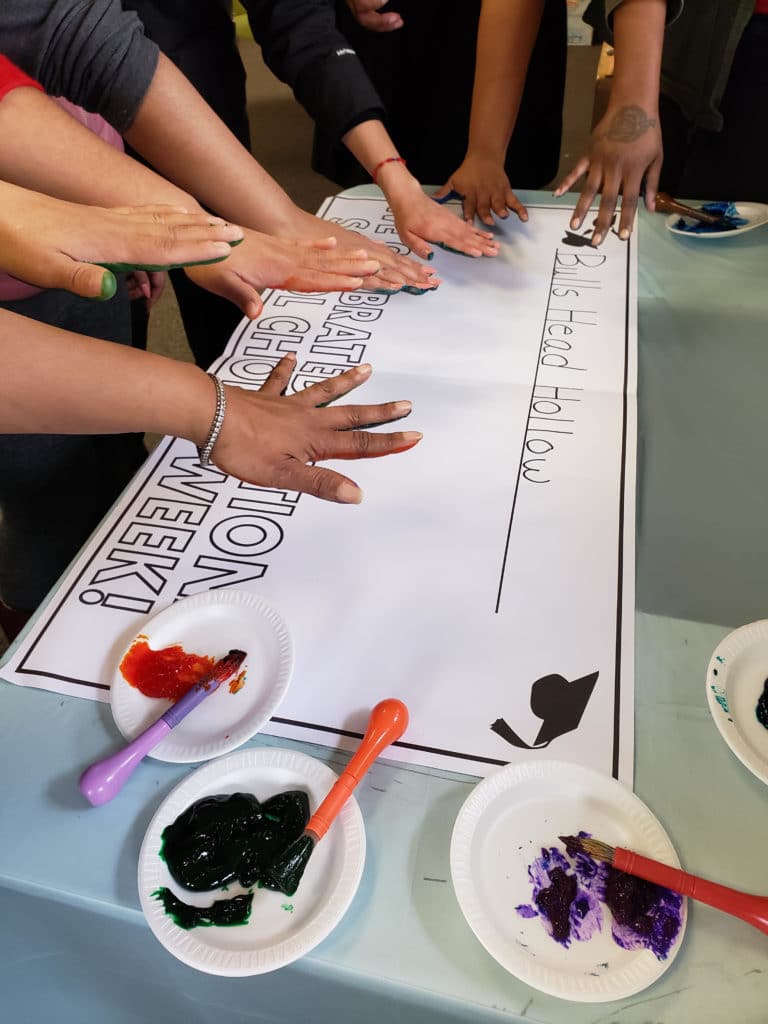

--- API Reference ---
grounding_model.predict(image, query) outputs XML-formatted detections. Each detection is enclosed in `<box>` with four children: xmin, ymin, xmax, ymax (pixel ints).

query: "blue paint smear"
<box><xmin>674</xmin><ymin>201</ymin><xmax>747</xmax><ymax>233</ymax></box>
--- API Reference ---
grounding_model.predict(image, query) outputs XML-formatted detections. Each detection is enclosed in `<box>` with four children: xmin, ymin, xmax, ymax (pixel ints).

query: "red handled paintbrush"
<box><xmin>562</xmin><ymin>834</ymin><xmax>768</xmax><ymax>936</ymax></box>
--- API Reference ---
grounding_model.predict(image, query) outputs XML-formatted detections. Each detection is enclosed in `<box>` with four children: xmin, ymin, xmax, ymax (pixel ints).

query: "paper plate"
<box><xmin>138</xmin><ymin>746</ymin><xmax>366</xmax><ymax>976</ymax></box>
<box><xmin>111</xmin><ymin>590</ymin><xmax>293</xmax><ymax>763</ymax></box>
<box><xmin>665</xmin><ymin>201</ymin><xmax>768</xmax><ymax>239</ymax></box>
<box><xmin>706</xmin><ymin>619</ymin><xmax>768</xmax><ymax>786</ymax></box>
<box><xmin>450</xmin><ymin>760</ymin><xmax>686</xmax><ymax>1003</ymax></box>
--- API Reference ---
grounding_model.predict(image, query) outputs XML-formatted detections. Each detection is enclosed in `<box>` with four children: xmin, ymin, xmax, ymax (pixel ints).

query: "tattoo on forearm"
<box><xmin>604</xmin><ymin>105</ymin><xmax>657</xmax><ymax>143</ymax></box>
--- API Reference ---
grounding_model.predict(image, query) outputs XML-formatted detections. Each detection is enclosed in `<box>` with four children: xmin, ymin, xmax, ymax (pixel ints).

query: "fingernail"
<box><xmin>402</xmin><ymin>431</ymin><xmax>423</xmax><ymax>443</ymax></box>
<box><xmin>591</xmin><ymin>232</ymin><xmax>603</xmax><ymax>247</ymax></box>
<box><xmin>338</xmin><ymin>481</ymin><xmax>363</xmax><ymax>504</ymax></box>
<box><xmin>213</xmin><ymin>242</ymin><xmax>231</xmax><ymax>254</ymax></box>
<box><xmin>283</xmin><ymin>351</ymin><xmax>297</xmax><ymax>361</ymax></box>
<box><xmin>100</xmin><ymin>271</ymin><xmax>116</xmax><ymax>301</ymax></box>
<box><xmin>356</xmin><ymin>363</ymin><xmax>373</xmax><ymax>377</ymax></box>
<box><xmin>570</xmin><ymin>218</ymin><xmax>580</xmax><ymax>230</ymax></box>
<box><xmin>393</xmin><ymin>400</ymin><xmax>412</xmax><ymax>415</ymax></box>
<box><xmin>619</xmin><ymin>228</ymin><xmax>630</xmax><ymax>241</ymax></box>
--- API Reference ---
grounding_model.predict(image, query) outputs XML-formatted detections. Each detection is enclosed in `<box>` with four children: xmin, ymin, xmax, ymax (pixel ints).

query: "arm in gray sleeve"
<box><xmin>0</xmin><ymin>0</ymin><xmax>159</xmax><ymax>132</ymax></box>
<box><xmin>243</xmin><ymin>0</ymin><xmax>386</xmax><ymax>140</ymax></box>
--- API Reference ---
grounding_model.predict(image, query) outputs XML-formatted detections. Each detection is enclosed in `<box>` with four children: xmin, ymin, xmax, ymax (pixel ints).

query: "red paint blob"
<box><xmin>120</xmin><ymin>637</ymin><xmax>215</xmax><ymax>700</ymax></box>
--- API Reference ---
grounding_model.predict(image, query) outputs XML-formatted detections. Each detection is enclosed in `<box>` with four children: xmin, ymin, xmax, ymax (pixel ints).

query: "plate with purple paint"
<box><xmin>449</xmin><ymin>759</ymin><xmax>686</xmax><ymax>1002</ymax></box>
<box><xmin>706</xmin><ymin>619</ymin><xmax>768</xmax><ymax>787</ymax></box>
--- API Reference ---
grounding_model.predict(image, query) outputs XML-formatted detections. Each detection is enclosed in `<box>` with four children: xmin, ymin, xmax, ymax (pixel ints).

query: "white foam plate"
<box><xmin>138</xmin><ymin>746</ymin><xmax>366</xmax><ymax>975</ymax></box>
<box><xmin>665</xmin><ymin>201</ymin><xmax>768</xmax><ymax>239</ymax></box>
<box><xmin>706</xmin><ymin>619</ymin><xmax>768</xmax><ymax>786</ymax></box>
<box><xmin>450</xmin><ymin>760</ymin><xmax>686</xmax><ymax>1003</ymax></box>
<box><xmin>111</xmin><ymin>590</ymin><xmax>293</xmax><ymax>763</ymax></box>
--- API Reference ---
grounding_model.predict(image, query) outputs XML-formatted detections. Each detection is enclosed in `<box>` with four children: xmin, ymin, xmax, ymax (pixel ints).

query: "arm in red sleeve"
<box><xmin>0</xmin><ymin>54</ymin><xmax>44</xmax><ymax>103</ymax></box>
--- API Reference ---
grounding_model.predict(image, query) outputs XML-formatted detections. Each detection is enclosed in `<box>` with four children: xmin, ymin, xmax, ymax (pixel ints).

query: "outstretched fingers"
<box><xmin>290</xmin><ymin>363</ymin><xmax>373</xmax><ymax>406</ymax></box>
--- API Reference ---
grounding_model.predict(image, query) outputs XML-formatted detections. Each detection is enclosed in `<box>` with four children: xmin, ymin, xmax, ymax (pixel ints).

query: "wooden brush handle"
<box><xmin>615</xmin><ymin>848</ymin><xmax>768</xmax><ymax>936</ymax></box>
<box><xmin>655</xmin><ymin>193</ymin><xmax>722</xmax><ymax>225</ymax></box>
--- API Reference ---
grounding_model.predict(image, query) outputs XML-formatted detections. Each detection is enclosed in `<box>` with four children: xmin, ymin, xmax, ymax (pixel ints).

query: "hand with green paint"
<box><xmin>0</xmin><ymin>180</ymin><xmax>243</xmax><ymax>300</ymax></box>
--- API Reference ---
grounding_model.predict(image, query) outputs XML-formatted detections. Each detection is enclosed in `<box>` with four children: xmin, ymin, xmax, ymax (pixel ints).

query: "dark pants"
<box><xmin>313</xmin><ymin>0</ymin><xmax>566</xmax><ymax>189</ymax></box>
<box><xmin>0</xmin><ymin>286</ymin><xmax>146</xmax><ymax>610</ymax></box>
<box><xmin>659</xmin><ymin>15</ymin><xmax>768</xmax><ymax>202</ymax></box>
<box><xmin>123</xmin><ymin>0</ymin><xmax>250</xmax><ymax>369</ymax></box>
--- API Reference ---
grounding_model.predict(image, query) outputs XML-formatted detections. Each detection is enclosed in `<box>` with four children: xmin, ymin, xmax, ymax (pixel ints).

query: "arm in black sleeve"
<box><xmin>0</xmin><ymin>0</ymin><xmax>159</xmax><ymax>133</ymax></box>
<box><xmin>242</xmin><ymin>0</ymin><xmax>386</xmax><ymax>140</ymax></box>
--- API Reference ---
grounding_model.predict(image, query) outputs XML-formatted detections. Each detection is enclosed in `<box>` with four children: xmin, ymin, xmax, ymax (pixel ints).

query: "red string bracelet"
<box><xmin>371</xmin><ymin>156</ymin><xmax>406</xmax><ymax>184</ymax></box>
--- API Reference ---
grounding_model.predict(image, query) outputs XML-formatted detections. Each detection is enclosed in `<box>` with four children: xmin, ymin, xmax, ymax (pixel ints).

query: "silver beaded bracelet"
<box><xmin>198</xmin><ymin>373</ymin><xmax>226</xmax><ymax>467</ymax></box>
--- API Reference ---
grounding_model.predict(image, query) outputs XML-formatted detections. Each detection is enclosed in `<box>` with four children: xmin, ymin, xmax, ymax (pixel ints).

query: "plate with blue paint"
<box><xmin>449</xmin><ymin>760</ymin><xmax>686</xmax><ymax>1002</ymax></box>
<box><xmin>706</xmin><ymin>619</ymin><xmax>768</xmax><ymax>786</ymax></box>
<box><xmin>666</xmin><ymin>201</ymin><xmax>768</xmax><ymax>239</ymax></box>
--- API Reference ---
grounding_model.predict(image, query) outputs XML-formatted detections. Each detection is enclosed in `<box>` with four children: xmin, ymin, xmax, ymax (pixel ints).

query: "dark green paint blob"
<box><xmin>96</xmin><ymin>236</ymin><xmax>243</xmax><ymax>274</ymax></box>
<box><xmin>400</xmin><ymin>285</ymin><xmax>434</xmax><ymax>295</ymax></box>
<box><xmin>160</xmin><ymin>790</ymin><xmax>309</xmax><ymax>893</ymax></box>
<box><xmin>429</xmin><ymin>240</ymin><xmax>475</xmax><ymax>257</ymax></box>
<box><xmin>756</xmin><ymin>679</ymin><xmax>768</xmax><ymax>729</ymax></box>
<box><xmin>152</xmin><ymin>887</ymin><xmax>253</xmax><ymax>929</ymax></box>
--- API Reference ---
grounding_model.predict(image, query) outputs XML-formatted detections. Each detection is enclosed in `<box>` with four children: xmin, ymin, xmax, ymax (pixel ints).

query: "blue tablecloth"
<box><xmin>2</xmin><ymin>191</ymin><xmax>768</xmax><ymax>1023</ymax></box>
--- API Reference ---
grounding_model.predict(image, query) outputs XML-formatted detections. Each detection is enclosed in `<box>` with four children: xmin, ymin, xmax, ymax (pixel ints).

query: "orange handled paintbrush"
<box><xmin>267</xmin><ymin>698</ymin><xmax>409</xmax><ymax>896</ymax></box>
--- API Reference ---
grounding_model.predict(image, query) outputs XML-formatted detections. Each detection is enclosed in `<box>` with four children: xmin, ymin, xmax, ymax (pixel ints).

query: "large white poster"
<box><xmin>2</xmin><ymin>197</ymin><xmax>637</xmax><ymax>783</ymax></box>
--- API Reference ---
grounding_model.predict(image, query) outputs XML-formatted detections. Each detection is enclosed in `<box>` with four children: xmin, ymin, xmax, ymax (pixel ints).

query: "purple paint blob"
<box><xmin>515</xmin><ymin>831</ymin><xmax>682</xmax><ymax>960</ymax></box>
<box><xmin>516</xmin><ymin>837</ymin><xmax>603</xmax><ymax>948</ymax></box>
<box><xmin>604</xmin><ymin>870</ymin><xmax>683</xmax><ymax>960</ymax></box>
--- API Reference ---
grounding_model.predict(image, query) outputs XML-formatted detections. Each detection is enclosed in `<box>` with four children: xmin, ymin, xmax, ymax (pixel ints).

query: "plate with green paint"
<box><xmin>138</xmin><ymin>746</ymin><xmax>366</xmax><ymax>975</ymax></box>
<box><xmin>706</xmin><ymin>619</ymin><xmax>768</xmax><ymax>787</ymax></box>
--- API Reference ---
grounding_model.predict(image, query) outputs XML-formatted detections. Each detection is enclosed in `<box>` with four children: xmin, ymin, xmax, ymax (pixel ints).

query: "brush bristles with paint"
<box><xmin>560</xmin><ymin>834</ymin><xmax>768</xmax><ymax>936</ymax></box>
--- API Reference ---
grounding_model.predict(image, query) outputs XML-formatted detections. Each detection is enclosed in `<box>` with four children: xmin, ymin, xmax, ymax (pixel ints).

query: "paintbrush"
<box><xmin>266</xmin><ymin>698</ymin><xmax>409</xmax><ymax>896</ymax></box>
<box><xmin>79</xmin><ymin>648</ymin><xmax>246</xmax><ymax>807</ymax></box>
<box><xmin>655</xmin><ymin>193</ymin><xmax>724</xmax><ymax>225</ymax></box>
<box><xmin>562</xmin><ymin>834</ymin><xmax>768</xmax><ymax>936</ymax></box>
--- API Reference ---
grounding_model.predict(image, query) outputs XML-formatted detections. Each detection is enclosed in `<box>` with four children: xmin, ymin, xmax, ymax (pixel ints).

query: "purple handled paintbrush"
<box><xmin>78</xmin><ymin>649</ymin><xmax>246</xmax><ymax>807</ymax></box>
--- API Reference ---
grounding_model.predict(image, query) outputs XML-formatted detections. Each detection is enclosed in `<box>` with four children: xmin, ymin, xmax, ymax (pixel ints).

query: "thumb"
<box><xmin>51</xmin><ymin>256</ymin><xmax>117</xmax><ymax>300</ymax></box>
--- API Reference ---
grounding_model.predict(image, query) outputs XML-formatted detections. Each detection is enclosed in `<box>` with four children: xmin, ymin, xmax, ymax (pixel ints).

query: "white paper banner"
<box><xmin>3</xmin><ymin>198</ymin><xmax>637</xmax><ymax>783</ymax></box>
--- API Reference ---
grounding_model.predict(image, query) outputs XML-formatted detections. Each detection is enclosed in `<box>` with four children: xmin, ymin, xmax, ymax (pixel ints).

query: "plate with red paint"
<box><xmin>449</xmin><ymin>760</ymin><xmax>686</xmax><ymax>1003</ymax></box>
<box><xmin>110</xmin><ymin>589</ymin><xmax>293</xmax><ymax>763</ymax></box>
